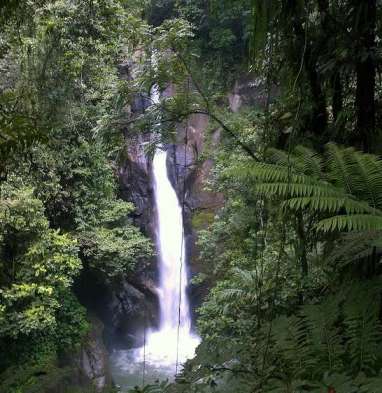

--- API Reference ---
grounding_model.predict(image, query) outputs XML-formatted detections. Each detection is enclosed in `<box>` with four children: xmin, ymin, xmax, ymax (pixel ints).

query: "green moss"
<box><xmin>191</xmin><ymin>210</ymin><xmax>215</xmax><ymax>232</ymax></box>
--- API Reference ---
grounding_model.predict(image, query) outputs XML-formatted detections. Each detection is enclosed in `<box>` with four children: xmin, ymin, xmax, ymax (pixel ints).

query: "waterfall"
<box><xmin>133</xmin><ymin>86</ymin><xmax>199</xmax><ymax>369</ymax></box>
<box><xmin>153</xmin><ymin>149</ymin><xmax>190</xmax><ymax>332</ymax></box>
<box><xmin>110</xmin><ymin>86</ymin><xmax>199</xmax><ymax>389</ymax></box>
<box><xmin>139</xmin><ymin>147</ymin><xmax>199</xmax><ymax>366</ymax></box>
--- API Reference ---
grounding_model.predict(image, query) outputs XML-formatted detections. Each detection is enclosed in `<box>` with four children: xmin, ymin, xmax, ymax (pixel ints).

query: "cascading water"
<box><xmin>141</xmin><ymin>147</ymin><xmax>200</xmax><ymax>366</ymax></box>
<box><xmin>110</xmin><ymin>86</ymin><xmax>199</xmax><ymax>390</ymax></box>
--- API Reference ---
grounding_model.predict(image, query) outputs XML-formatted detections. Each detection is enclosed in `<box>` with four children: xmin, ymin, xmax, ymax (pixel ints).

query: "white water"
<box><xmin>140</xmin><ymin>147</ymin><xmax>200</xmax><ymax>367</ymax></box>
<box><xmin>139</xmin><ymin>84</ymin><xmax>199</xmax><ymax>368</ymax></box>
<box><xmin>110</xmin><ymin>87</ymin><xmax>199</xmax><ymax>390</ymax></box>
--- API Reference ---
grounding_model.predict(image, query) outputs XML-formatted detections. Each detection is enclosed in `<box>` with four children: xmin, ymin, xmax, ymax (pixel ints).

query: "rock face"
<box><xmin>105</xmin><ymin>279</ymin><xmax>159</xmax><ymax>348</ymax></box>
<box><xmin>164</xmin><ymin>74</ymin><xmax>267</xmax><ymax>312</ymax></box>
<box><xmin>228</xmin><ymin>74</ymin><xmax>278</xmax><ymax>112</ymax></box>
<box><xmin>118</xmin><ymin>58</ymin><xmax>156</xmax><ymax>237</ymax></box>
<box><xmin>75</xmin><ymin>269</ymin><xmax>159</xmax><ymax>349</ymax></box>
<box><xmin>79</xmin><ymin>317</ymin><xmax>112</xmax><ymax>391</ymax></box>
<box><xmin>119</xmin><ymin>132</ymin><xmax>155</xmax><ymax>236</ymax></box>
<box><xmin>166</xmin><ymin>113</ymin><xmax>224</xmax><ymax>314</ymax></box>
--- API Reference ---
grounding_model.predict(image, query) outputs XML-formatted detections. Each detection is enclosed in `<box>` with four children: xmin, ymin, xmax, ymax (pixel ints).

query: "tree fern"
<box><xmin>293</xmin><ymin>145</ymin><xmax>324</xmax><ymax>178</ymax></box>
<box><xmin>267</xmin><ymin>145</ymin><xmax>323</xmax><ymax>178</ymax></box>
<box><xmin>358</xmin><ymin>374</ymin><xmax>382</xmax><ymax>393</ymax></box>
<box><xmin>231</xmin><ymin>144</ymin><xmax>382</xmax><ymax>234</ymax></box>
<box><xmin>317</xmin><ymin>215</ymin><xmax>382</xmax><ymax>232</ymax></box>
<box><xmin>342</xmin><ymin>281</ymin><xmax>382</xmax><ymax>374</ymax></box>
<box><xmin>217</xmin><ymin>268</ymin><xmax>259</xmax><ymax>305</ymax></box>
<box><xmin>327</xmin><ymin>231</ymin><xmax>382</xmax><ymax>267</ymax></box>
<box><xmin>346</xmin><ymin>151</ymin><xmax>382</xmax><ymax>209</ymax></box>
<box><xmin>302</xmin><ymin>297</ymin><xmax>344</xmax><ymax>376</ymax></box>
<box><xmin>282</xmin><ymin>197</ymin><xmax>376</xmax><ymax>215</ymax></box>
<box><xmin>271</xmin><ymin>315</ymin><xmax>316</xmax><ymax>379</ymax></box>
<box><xmin>258</xmin><ymin>283</ymin><xmax>382</xmax><ymax>392</ymax></box>
<box><xmin>326</xmin><ymin>143</ymin><xmax>357</xmax><ymax>194</ymax></box>
<box><xmin>325</xmin><ymin>143</ymin><xmax>382</xmax><ymax>208</ymax></box>
<box><xmin>255</xmin><ymin>182</ymin><xmax>345</xmax><ymax>199</ymax></box>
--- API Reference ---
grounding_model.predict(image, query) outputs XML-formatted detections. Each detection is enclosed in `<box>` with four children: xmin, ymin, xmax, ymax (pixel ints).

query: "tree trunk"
<box><xmin>332</xmin><ymin>73</ymin><xmax>343</xmax><ymax>124</ymax></box>
<box><xmin>352</xmin><ymin>0</ymin><xmax>377</xmax><ymax>152</ymax></box>
<box><xmin>305</xmin><ymin>53</ymin><xmax>328</xmax><ymax>136</ymax></box>
<box><xmin>317</xmin><ymin>0</ymin><xmax>329</xmax><ymax>30</ymax></box>
<box><xmin>316</xmin><ymin>0</ymin><xmax>343</xmax><ymax>130</ymax></box>
<box><xmin>291</xmin><ymin>15</ymin><xmax>327</xmax><ymax>139</ymax></box>
<box><xmin>296</xmin><ymin>213</ymin><xmax>308</xmax><ymax>278</ymax></box>
<box><xmin>295</xmin><ymin>212</ymin><xmax>308</xmax><ymax>304</ymax></box>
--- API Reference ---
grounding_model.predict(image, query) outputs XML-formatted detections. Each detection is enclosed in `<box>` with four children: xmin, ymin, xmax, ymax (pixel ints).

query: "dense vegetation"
<box><xmin>1</xmin><ymin>0</ymin><xmax>382</xmax><ymax>392</ymax></box>
<box><xmin>132</xmin><ymin>1</ymin><xmax>382</xmax><ymax>392</ymax></box>
<box><xmin>0</xmin><ymin>1</ymin><xmax>152</xmax><ymax>392</ymax></box>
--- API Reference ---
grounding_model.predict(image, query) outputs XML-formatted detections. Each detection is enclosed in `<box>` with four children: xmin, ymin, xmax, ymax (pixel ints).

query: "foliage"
<box><xmin>165</xmin><ymin>125</ymin><xmax>382</xmax><ymax>393</ymax></box>
<box><xmin>128</xmin><ymin>381</ymin><xmax>172</xmax><ymax>393</ymax></box>
<box><xmin>1</xmin><ymin>0</ymin><xmax>382</xmax><ymax>393</ymax></box>
<box><xmin>232</xmin><ymin>144</ymin><xmax>382</xmax><ymax>233</ymax></box>
<box><xmin>80</xmin><ymin>226</ymin><xmax>153</xmax><ymax>279</ymax></box>
<box><xmin>0</xmin><ymin>181</ymin><xmax>81</xmax><ymax>338</ymax></box>
<box><xmin>0</xmin><ymin>1</ymin><xmax>152</xmax><ymax>391</ymax></box>
<box><xmin>54</xmin><ymin>289</ymin><xmax>89</xmax><ymax>352</ymax></box>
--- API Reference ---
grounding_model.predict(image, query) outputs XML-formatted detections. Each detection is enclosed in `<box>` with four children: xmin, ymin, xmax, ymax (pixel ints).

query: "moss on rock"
<box><xmin>191</xmin><ymin>210</ymin><xmax>215</xmax><ymax>232</ymax></box>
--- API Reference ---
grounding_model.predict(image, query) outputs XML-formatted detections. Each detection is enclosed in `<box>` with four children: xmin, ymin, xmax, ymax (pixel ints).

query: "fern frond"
<box><xmin>282</xmin><ymin>197</ymin><xmax>379</xmax><ymax>215</ymax></box>
<box><xmin>232</xmin><ymin>162</ymin><xmax>310</xmax><ymax>184</ymax></box>
<box><xmin>218</xmin><ymin>288</ymin><xmax>248</xmax><ymax>303</ymax></box>
<box><xmin>327</xmin><ymin>231</ymin><xmax>382</xmax><ymax>266</ymax></box>
<box><xmin>316</xmin><ymin>215</ymin><xmax>382</xmax><ymax>232</ymax></box>
<box><xmin>266</xmin><ymin>147</ymin><xmax>290</xmax><ymax>165</ymax></box>
<box><xmin>359</xmin><ymin>374</ymin><xmax>382</xmax><ymax>392</ymax></box>
<box><xmin>266</xmin><ymin>146</ymin><xmax>323</xmax><ymax>179</ymax></box>
<box><xmin>302</xmin><ymin>297</ymin><xmax>344</xmax><ymax>375</ymax></box>
<box><xmin>232</xmin><ymin>267</ymin><xmax>257</xmax><ymax>286</ymax></box>
<box><xmin>255</xmin><ymin>182</ymin><xmax>344</xmax><ymax>198</ymax></box>
<box><xmin>233</xmin><ymin>144</ymin><xmax>382</xmax><ymax>236</ymax></box>
<box><xmin>351</xmin><ymin>152</ymin><xmax>382</xmax><ymax>209</ymax></box>
<box><xmin>326</xmin><ymin>143</ymin><xmax>355</xmax><ymax>194</ymax></box>
<box><xmin>343</xmin><ymin>282</ymin><xmax>382</xmax><ymax>374</ymax></box>
<box><xmin>294</xmin><ymin>145</ymin><xmax>323</xmax><ymax>178</ymax></box>
<box><xmin>271</xmin><ymin>315</ymin><xmax>316</xmax><ymax>377</ymax></box>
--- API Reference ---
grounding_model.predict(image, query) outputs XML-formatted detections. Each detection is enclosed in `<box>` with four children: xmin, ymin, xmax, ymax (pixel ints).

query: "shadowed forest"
<box><xmin>1</xmin><ymin>1</ymin><xmax>382</xmax><ymax>392</ymax></box>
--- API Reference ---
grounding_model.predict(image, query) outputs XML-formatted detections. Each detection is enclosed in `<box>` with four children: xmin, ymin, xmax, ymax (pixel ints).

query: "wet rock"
<box><xmin>158</xmin><ymin>112</ymin><xmax>224</xmax><ymax>320</ymax></box>
<box><xmin>106</xmin><ymin>279</ymin><xmax>159</xmax><ymax>348</ymax></box>
<box><xmin>74</xmin><ymin>268</ymin><xmax>159</xmax><ymax>351</ymax></box>
<box><xmin>228</xmin><ymin>74</ymin><xmax>278</xmax><ymax>111</ymax></box>
<box><xmin>79</xmin><ymin>317</ymin><xmax>112</xmax><ymax>392</ymax></box>
<box><xmin>119</xmin><ymin>132</ymin><xmax>156</xmax><ymax>237</ymax></box>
